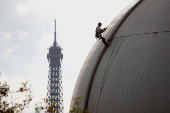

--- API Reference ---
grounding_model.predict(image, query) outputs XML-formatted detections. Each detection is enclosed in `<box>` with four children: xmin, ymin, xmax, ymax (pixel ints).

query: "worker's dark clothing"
<box><xmin>96</xmin><ymin>26</ymin><xmax>107</xmax><ymax>46</ymax></box>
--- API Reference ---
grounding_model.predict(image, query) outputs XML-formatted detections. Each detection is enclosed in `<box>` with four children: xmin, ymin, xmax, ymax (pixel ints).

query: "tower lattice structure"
<box><xmin>47</xmin><ymin>20</ymin><xmax>64</xmax><ymax>113</ymax></box>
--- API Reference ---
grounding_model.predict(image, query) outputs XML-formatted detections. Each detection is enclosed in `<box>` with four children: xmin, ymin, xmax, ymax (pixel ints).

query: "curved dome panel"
<box><xmin>70</xmin><ymin>0</ymin><xmax>170</xmax><ymax>113</ymax></box>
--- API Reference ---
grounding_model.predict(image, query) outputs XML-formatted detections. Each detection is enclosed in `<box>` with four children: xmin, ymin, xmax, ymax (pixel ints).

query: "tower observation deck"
<box><xmin>47</xmin><ymin>20</ymin><xmax>64</xmax><ymax>113</ymax></box>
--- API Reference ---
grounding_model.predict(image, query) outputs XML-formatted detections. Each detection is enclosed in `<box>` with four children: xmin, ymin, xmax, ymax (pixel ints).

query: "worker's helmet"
<box><xmin>98</xmin><ymin>22</ymin><xmax>102</xmax><ymax>25</ymax></box>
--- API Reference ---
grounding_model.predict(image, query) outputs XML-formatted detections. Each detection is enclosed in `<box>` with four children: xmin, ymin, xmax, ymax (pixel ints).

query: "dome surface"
<box><xmin>70</xmin><ymin>0</ymin><xmax>170</xmax><ymax>113</ymax></box>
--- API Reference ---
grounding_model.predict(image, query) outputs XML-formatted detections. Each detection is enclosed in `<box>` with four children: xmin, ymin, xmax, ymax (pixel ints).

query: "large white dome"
<box><xmin>70</xmin><ymin>0</ymin><xmax>170</xmax><ymax>112</ymax></box>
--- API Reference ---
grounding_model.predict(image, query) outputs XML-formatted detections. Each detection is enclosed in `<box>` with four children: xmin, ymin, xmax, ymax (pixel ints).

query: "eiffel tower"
<box><xmin>47</xmin><ymin>20</ymin><xmax>64</xmax><ymax>113</ymax></box>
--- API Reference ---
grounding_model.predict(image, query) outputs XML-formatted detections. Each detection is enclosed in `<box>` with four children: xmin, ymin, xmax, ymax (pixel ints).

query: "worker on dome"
<box><xmin>95</xmin><ymin>22</ymin><xmax>109</xmax><ymax>47</ymax></box>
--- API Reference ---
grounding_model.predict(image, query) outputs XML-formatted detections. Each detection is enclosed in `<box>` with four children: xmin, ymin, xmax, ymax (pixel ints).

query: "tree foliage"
<box><xmin>0</xmin><ymin>81</ymin><xmax>91</xmax><ymax>113</ymax></box>
<box><xmin>0</xmin><ymin>81</ymin><xmax>33</xmax><ymax>113</ymax></box>
<box><xmin>35</xmin><ymin>98</ymin><xmax>56</xmax><ymax>113</ymax></box>
<box><xmin>70</xmin><ymin>97</ymin><xmax>90</xmax><ymax>113</ymax></box>
<box><xmin>0</xmin><ymin>80</ymin><xmax>57</xmax><ymax>113</ymax></box>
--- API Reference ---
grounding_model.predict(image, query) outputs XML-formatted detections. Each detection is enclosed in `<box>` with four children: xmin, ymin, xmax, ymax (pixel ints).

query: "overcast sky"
<box><xmin>0</xmin><ymin>0</ymin><xmax>134</xmax><ymax>112</ymax></box>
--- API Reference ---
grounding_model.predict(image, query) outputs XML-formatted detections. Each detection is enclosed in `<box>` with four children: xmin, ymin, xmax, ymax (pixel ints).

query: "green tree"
<box><xmin>1</xmin><ymin>81</ymin><xmax>90</xmax><ymax>113</ymax></box>
<box><xmin>35</xmin><ymin>98</ymin><xmax>57</xmax><ymax>113</ymax></box>
<box><xmin>0</xmin><ymin>80</ymin><xmax>58</xmax><ymax>113</ymax></box>
<box><xmin>70</xmin><ymin>97</ymin><xmax>90</xmax><ymax>113</ymax></box>
<box><xmin>0</xmin><ymin>81</ymin><xmax>33</xmax><ymax>113</ymax></box>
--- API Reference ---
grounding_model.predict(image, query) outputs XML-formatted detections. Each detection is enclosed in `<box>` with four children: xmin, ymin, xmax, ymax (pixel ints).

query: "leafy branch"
<box><xmin>0</xmin><ymin>81</ymin><xmax>33</xmax><ymax>113</ymax></box>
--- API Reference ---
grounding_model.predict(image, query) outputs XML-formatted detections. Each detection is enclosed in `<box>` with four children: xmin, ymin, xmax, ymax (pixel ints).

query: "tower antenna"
<box><xmin>53</xmin><ymin>20</ymin><xmax>57</xmax><ymax>46</ymax></box>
